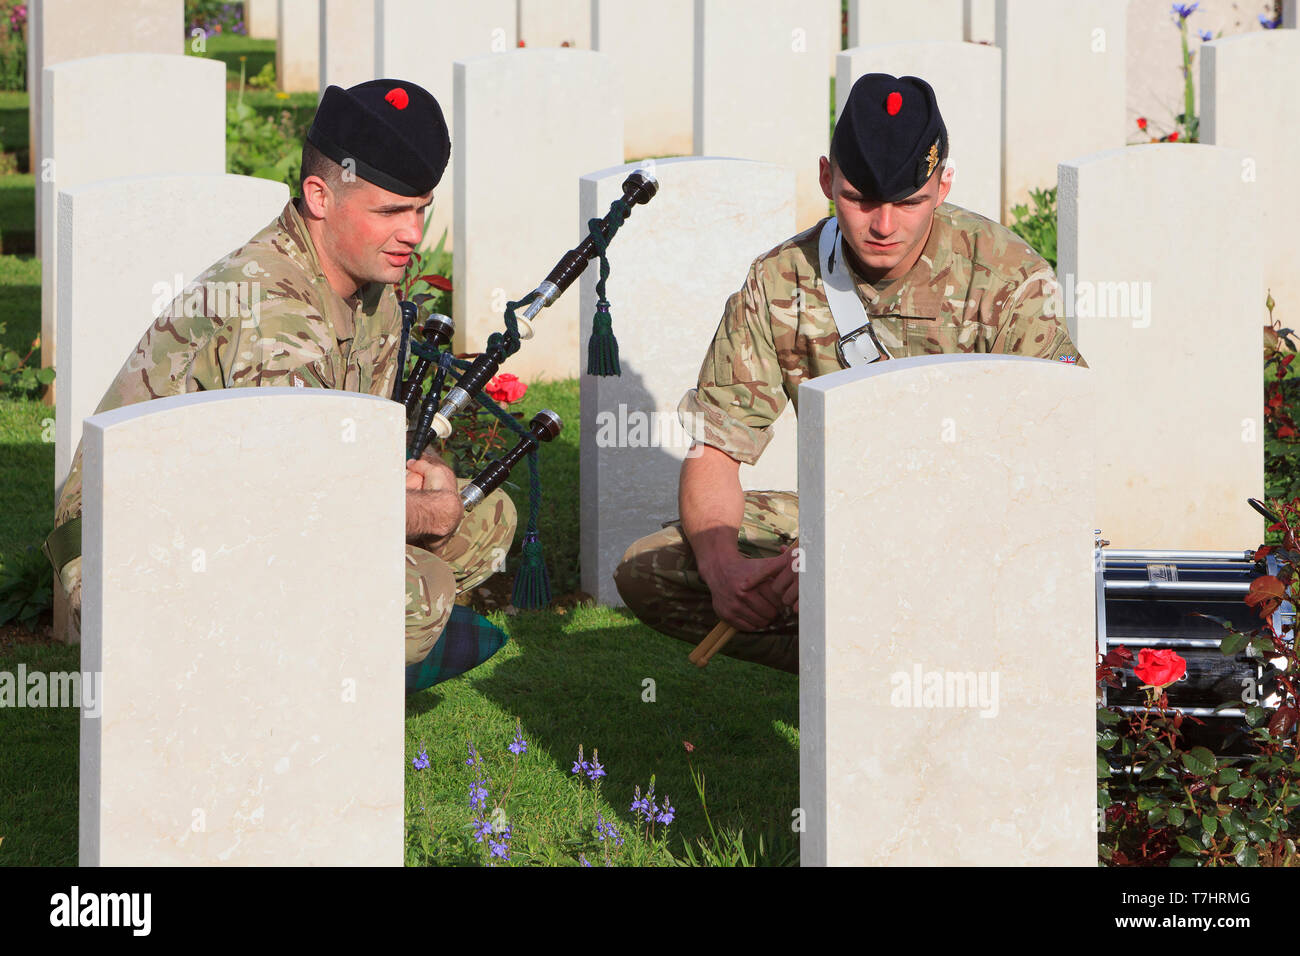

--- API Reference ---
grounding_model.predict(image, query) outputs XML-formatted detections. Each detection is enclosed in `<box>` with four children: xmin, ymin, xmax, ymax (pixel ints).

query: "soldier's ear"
<box><xmin>818</xmin><ymin>156</ymin><xmax>834</xmax><ymax>202</ymax></box>
<box><xmin>300</xmin><ymin>175</ymin><xmax>331</xmax><ymax>219</ymax></box>
<box><xmin>937</xmin><ymin>163</ymin><xmax>954</xmax><ymax>203</ymax></box>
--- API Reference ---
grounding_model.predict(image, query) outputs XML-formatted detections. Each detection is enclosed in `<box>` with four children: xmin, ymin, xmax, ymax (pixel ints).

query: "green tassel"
<box><xmin>511</xmin><ymin>535</ymin><xmax>552</xmax><ymax>610</ymax></box>
<box><xmin>586</xmin><ymin>303</ymin><xmax>621</xmax><ymax>377</ymax></box>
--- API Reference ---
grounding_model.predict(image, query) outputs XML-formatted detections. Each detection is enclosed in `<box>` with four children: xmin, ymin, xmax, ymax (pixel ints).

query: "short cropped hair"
<box><xmin>299</xmin><ymin>140</ymin><xmax>358</xmax><ymax>197</ymax></box>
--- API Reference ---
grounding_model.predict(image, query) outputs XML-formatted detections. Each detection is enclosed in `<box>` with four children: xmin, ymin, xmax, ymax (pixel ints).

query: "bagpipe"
<box><xmin>393</xmin><ymin>168</ymin><xmax>659</xmax><ymax>608</ymax></box>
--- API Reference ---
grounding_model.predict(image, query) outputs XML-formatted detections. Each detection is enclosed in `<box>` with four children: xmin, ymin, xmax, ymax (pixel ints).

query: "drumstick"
<box><xmin>688</xmin><ymin>620</ymin><xmax>738</xmax><ymax>668</ymax></box>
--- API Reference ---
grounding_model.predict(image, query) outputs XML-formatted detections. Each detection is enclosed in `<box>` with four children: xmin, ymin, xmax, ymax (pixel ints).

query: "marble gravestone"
<box><xmin>693</xmin><ymin>0</ymin><xmax>838</xmax><ymax>230</ymax></box>
<box><xmin>453</xmin><ymin>48</ymin><xmax>622</xmax><ymax>380</ymax></box>
<box><xmin>55</xmin><ymin>172</ymin><xmax>289</xmax><ymax>498</ymax></box>
<box><xmin>997</xmin><ymin>0</ymin><xmax>1126</xmax><ymax>221</ymax></box>
<box><xmin>79</xmin><ymin>388</ymin><xmax>405</xmax><ymax>866</ymax></box>
<box><xmin>319</xmin><ymin>0</ymin><xmax>377</xmax><ymax>91</ymax></box>
<box><xmin>40</xmin><ymin>53</ymin><xmax>225</xmax><ymax>398</ymax></box>
<box><xmin>277</xmin><ymin>0</ymin><xmax>320</xmax><ymax>92</ymax></box>
<box><xmin>375</xmin><ymin>0</ymin><xmax>516</xmax><ymax>252</ymax></box>
<box><xmin>591</xmin><ymin>0</ymin><xmax>694</xmax><ymax>159</ymax></box>
<box><xmin>26</xmin><ymin>0</ymin><xmax>182</xmax><ymax>251</ymax></box>
<box><xmin>847</xmin><ymin>0</ymin><xmax>964</xmax><ymax>46</ymax></box>
<box><xmin>799</xmin><ymin>354</ymin><xmax>1096</xmax><ymax>866</ymax></box>
<box><xmin>1201</xmin><ymin>30</ymin><xmax>1300</xmax><ymax>341</ymax></box>
<box><xmin>1058</xmin><ymin>144</ymin><xmax>1263</xmax><ymax>550</ymax></box>
<box><xmin>577</xmin><ymin>158</ymin><xmax>798</xmax><ymax>606</ymax></box>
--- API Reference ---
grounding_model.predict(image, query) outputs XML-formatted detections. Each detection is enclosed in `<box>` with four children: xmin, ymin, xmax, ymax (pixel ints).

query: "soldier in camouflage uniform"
<box><xmin>615</xmin><ymin>73</ymin><xmax>1085</xmax><ymax>674</ymax></box>
<box><xmin>47</xmin><ymin>79</ymin><xmax>515</xmax><ymax>668</ymax></box>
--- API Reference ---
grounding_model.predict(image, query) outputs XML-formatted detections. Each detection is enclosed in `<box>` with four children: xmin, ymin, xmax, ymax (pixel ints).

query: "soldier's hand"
<box><xmin>406</xmin><ymin>457</ymin><xmax>455</xmax><ymax>494</ymax></box>
<box><xmin>704</xmin><ymin>553</ymin><xmax>788</xmax><ymax>632</ymax></box>
<box><xmin>752</xmin><ymin>541</ymin><xmax>799</xmax><ymax>613</ymax></box>
<box><xmin>405</xmin><ymin>464</ymin><xmax>424</xmax><ymax>491</ymax></box>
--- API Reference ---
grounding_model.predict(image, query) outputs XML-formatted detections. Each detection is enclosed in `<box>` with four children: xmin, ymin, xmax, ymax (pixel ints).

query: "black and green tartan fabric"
<box><xmin>405</xmin><ymin>604</ymin><xmax>509</xmax><ymax>693</ymax></box>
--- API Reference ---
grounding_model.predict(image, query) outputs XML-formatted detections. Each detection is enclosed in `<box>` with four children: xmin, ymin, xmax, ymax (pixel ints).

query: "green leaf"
<box><xmin>1203</xmin><ymin>814</ymin><xmax>1219</xmax><ymax>836</ymax></box>
<box><xmin>1236</xmin><ymin>845</ymin><xmax>1259</xmax><ymax>866</ymax></box>
<box><xmin>1148</xmin><ymin>806</ymin><xmax>1167</xmax><ymax>825</ymax></box>
<box><xmin>1168</xmin><ymin>807</ymin><xmax>1186</xmax><ymax>826</ymax></box>
<box><xmin>1176</xmin><ymin>835</ymin><xmax>1202</xmax><ymax>855</ymax></box>
<box><xmin>1228</xmin><ymin>779</ymin><xmax>1252</xmax><ymax>799</ymax></box>
<box><xmin>1220</xmin><ymin>631</ymin><xmax>1248</xmax><ymax>656</ymax></box>
<box><xmin>36</xmin><ymin>366</ymin><xmax>55</xmax><ymax>384</ymax></box>
<box><xmin>1170</xmin><ymin>854</ymin><xmax>1198</xmax><ymax>867</ymax></box>
<box><xmin>1182</xmin><ymin>747</ymin><xmax>1216</xmax><ymax>777</ymax></box>
<box><xmin>1246</xmin><ymin>705</ymin><xmax>1267</xmax><ymax>728</ymax></box>
<box><xmin>1096</xmin><ymin>707</ymin><xmax>1123</xmax><ymax>725</ymax></box>
<box><xmin>1216</xmin><ymin>768</ymin><xmax>1241</xmax><ymax>784</ymax></box>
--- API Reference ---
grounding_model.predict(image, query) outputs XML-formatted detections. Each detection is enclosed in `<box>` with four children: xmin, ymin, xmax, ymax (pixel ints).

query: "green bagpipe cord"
<box><xmin>585</xmin><ymin>199</ymin><xmax>631</xmax><ymax>377</ymax></box>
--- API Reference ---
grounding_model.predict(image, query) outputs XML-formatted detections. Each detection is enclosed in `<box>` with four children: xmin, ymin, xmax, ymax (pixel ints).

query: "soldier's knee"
<box><xmin>613</xmin><ymin>537</ymin><xmax>662</xmax><ymax>615</ymax></box>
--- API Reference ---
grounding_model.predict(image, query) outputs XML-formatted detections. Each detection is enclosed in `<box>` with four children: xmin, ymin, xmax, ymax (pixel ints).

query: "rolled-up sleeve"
<box><xmin>677</xmin><ymin>262</ymin><xmax>788</xmax><ymax>465</ymax></box>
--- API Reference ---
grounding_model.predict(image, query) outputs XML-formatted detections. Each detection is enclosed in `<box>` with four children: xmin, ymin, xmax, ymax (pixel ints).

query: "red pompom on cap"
<box><xmin>385</xmin><ymin>87</ymin><xmax>409</xmax><ymax>110</ymax></box>
<box><xmin>885</xmin><ymin>91</ymin><xmax>902</xmax><ymax>116</ymax></box>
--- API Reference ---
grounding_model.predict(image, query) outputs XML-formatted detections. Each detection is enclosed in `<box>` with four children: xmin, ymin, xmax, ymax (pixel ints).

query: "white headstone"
<box><xmin>454</xmin><ymin>49</ymin><xmax>622</xmax><ymax>380</ymax></box>
<box><xmin>1126</xmin><ymin>0</ymin><xmax>1280</xmax><ymax>142</ymax></box>
<box><xmin>592</xmin><ymin>0</ymin><xmax>693</xmax><ymax>159</ymax></box>
<box><xmin>319</xmin><ymin>0</ymin><xmax>376</xmax><ymax>91</ymax></box>
<box><xmin>246</xmin><ymin>0</ymin><xmax>278</xmax><ymax>39</ymax></box>
<box><xmin>517</xmin><ymin>0</ymin><xmax>590</xmax><ymax>48</ymax></box>
<box><xmin>799</xmin><ymin>354</ymin><xmax>1096</xmax><ymax>866</ymax></box>
<box><xmin>836</xmin><ymin>42</ymin><xmax>1002</xmax><ymax>221</ymax></box>
<box><xmin>578</xmin><ymin>158</ymin><xmax>798</xmax><ymax>605</ymax></box>
<box><xmin>847</xmin><ymin>0</ymin><xmax>964</xmax><ymax>46</ymax></box>
<box><xmin>55</xmin><ymin>173</ymin><xmax>290</xmax><ymax>498</ymax></box>
<box><xmin>375</xmin><ymin>0</ymin><xmax>516</xmax><ymax>252</ymax></box>
<box><xmin>40</xmin><ymin>54</ymin><xmax>225</xmax><ymax>395</ymax></box>
<box><xmin>1058</xmin><ymin>144</ymin><xmax>1263</xmax><ymax>549</ymax></box>
<box><xmin>80</xmin><ymin>388</ymin><xmax>405</xmax><ymax>866</ymax></box>
<box><xmin>1201</xmin><ymin>30</ymin><xmax>1300</xmax><ymax>335</ymax></box>
<box><xmin>277</xmin><ymin>0</ymin><xmax>320</xmax><ymax>92</ymax></box>
<box><xmin>27</xmin><ymin>0</ymin><xmax>182</xmax><ymax>252</ymax></box>
<box><xmin>693</xmin><ymin>0</ymin><xmax>838</xmax><ymax>230</ymax></box>
<box><xmin>964</xmin><ymin>0</ymin><xmax>996</xmax><ymax>43</ymax></box>
<box><xmin>998</xmin><ymin>0</ymin><xmax>1126</xmax><ymax>221</ymax></box>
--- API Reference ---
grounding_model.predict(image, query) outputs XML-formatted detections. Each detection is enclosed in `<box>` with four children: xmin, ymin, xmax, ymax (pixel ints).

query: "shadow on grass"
<box><xmin>464</xmin><ymin>607</ymin><xmax>801</xmax><ymax>862</ymax></box>
<box><xmin>0</xmin><ymin>641</ymin><xmax>81</xmax><ymax>866</ymax></box>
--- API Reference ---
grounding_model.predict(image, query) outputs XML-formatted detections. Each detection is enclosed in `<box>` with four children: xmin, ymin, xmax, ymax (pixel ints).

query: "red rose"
<box><xmin>1132</xmin><ymin>648</ymin><xmax>1187</xmax><ymax>688</ymax></box>
<box><xmin>1168</xmin><ymin>131</ymin><xmax>1180</xmax><ymax>142</ymax></box>
<box><xmin>1136</xmin><ymin>116</ymin><xmax>1148</xmax><ymax>130</ymax></box>
<box><xmin>485</xmin><ymin>373</ymin><xmax>527</xmax><ymax>405</ymax></box>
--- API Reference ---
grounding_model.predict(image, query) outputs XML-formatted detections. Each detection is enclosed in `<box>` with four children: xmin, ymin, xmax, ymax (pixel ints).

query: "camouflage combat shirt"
<box><xmin>678</xmin><ymin>204</ymin><xmax>1084</xmax><ymax>465</ymax></box>
<box><xmin>55</xmin><ymin>198</ymin><xmax>404</xmax><ymax>527</ymax></box>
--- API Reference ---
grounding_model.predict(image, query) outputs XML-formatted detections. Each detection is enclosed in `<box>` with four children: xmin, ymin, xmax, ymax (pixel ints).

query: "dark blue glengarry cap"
<box><xmin>307</xmin><ymin>79</ymin><xmax>450</xmax><ymax>196</ymax></box>
<box><xmin>831</xmin><ymin>73</ymin><xmax>948</xmax><ymax>203</ymax></box>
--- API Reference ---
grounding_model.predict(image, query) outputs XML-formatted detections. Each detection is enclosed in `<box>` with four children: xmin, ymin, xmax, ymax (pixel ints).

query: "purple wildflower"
<box><xmin>472</xmin><ymin>817</ymin><xmax>493</xmax><ymax>844</ymax></box>
<box><xmin>579</xmin><ymin>854</ymin><xmax>591</xmax><ymax>867</ymax></box>
<box><xmin>656</xmin><ymin>799</ymin><xmax>676</xmax><ymax>827</ymax></box>
<box><xmin>412</xmin><ymin>747</ymin><xmax>430</xmax><ymax>771</ymax></box>
<box><xmin>571</xmin><ymin>743</ymin><xmax>589</xmax><ymax>776</ymax></box>
<box><xmin>586</xmin><ymin>752</ymin><xmax>606</xmax><ymax>782</ymax></box>
<box><xmin>465</xmin><ymin>741</ymin><xmax>480</xmax><ymax>767</ymax></box>
<box><xmin>469</xmin><ymin>779</ymin><xmax>489</xmax><ymax>810</ymax></box>
<box><xmin>508</xmin><ymin>723</ymin><xmax>528</xmax><ymax>755</ymax></box>
<box><xmin>1259</xmin><ymin>13</ymin><xmax>1281</xmax><ymax>28</ymax></box>
<box><xmin>1197</xmin><ymin>28</ymin><xmax>1212</xmax><ymax>41</ymax></box>
<box><xmin>1171</xmin><ymin>2</ymin><xmax>1199</xmax><ymax>19</ymax></box>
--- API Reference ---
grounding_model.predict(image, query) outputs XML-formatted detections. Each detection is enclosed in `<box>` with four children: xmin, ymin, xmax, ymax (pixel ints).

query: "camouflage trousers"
<box><xmin>404</xmin><ymin>479</ymin><xmax>516</xmax><ymax>665</ymax></box>
<box><xmin>613</xmin><ymin>490</ymin><xmax>800</xmax><ymax>673</ymax></box>
<box><xmin>54</xmin><ymin>478</ymin><xmax>516</xmax><ymax>667</ymax></box>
